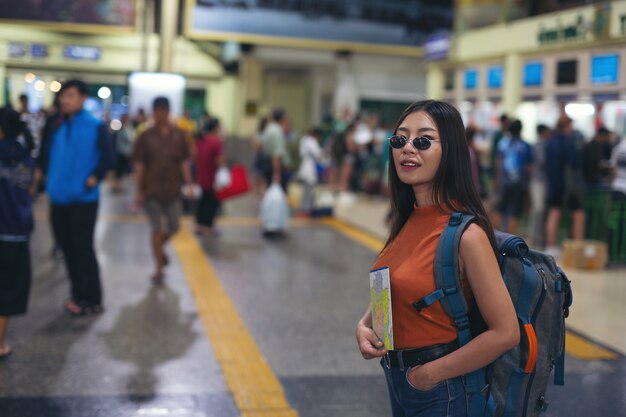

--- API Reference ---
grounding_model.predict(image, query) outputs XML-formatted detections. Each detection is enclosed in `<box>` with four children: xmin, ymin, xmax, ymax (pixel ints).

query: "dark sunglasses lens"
<box><xmin>389</xmin><ymin>135</ymin><xmax>407</xmax><ymax>149</ymax></box>
<box><xmin>413</xmin><ymin>137</ymin><xmax>431</xmax><ymax>150</ymax></box>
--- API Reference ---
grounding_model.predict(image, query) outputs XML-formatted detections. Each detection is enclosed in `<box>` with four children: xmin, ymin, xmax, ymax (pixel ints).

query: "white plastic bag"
<box><xmin>296</xmin><ymin>157</ymin><xmax>317</xmax><ymax>185</ymax></box>
<box><xmin>181</xmin><ymin>184</ymin><xmax>202</xmax><ymax>201</ymax></box>
<box><xmin>214</xmin><ymin>166</ymin><xmax>232</xmax><ymax>191</ymax></box>
<box><xmin>315</xmin><ymin>190</ymin><xmax>335</xmax><ymax>208</ymax></box>
<box><xmin>260</xmin><ymin>184</ymin><xmax>289</xmax><ymax>232</ymax></box>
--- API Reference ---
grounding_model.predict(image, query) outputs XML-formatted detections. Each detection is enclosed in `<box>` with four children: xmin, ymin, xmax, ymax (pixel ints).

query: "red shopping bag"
<box><xmin>215</xmin><ymin>165</ymin><xmax>250</xmax><ymax>201</ymax></box>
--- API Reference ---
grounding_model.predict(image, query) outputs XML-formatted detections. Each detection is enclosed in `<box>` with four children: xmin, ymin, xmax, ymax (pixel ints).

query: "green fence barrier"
<box><xmin>607</xmin><ymin>200</ymin><xmax>626</xmax><ymax>264</ymax></box>
<box><xmin>583</xmin><ymin>191</ymin><xmax>612</xmax><ymax>241</ymax></box>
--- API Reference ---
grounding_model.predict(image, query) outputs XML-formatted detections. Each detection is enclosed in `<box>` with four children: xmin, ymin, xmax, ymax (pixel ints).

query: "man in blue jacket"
<box><xmin>37</xmin><ymin>79</ymin><xmax>113</xmax><ymax>315</ymax></box>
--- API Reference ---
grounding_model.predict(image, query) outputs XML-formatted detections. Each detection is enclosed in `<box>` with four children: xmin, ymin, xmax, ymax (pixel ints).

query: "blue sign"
<box><xmin>465</xmin><ymin>69</ymin><xmax>478</xmax><ymax>90</ymax></box>
<box><xmin>63</xmin><ymin>45</ymin><xmax>101</xmax><ymax>61</ymax></box>
<box><xmin>424</xmin><ymin>33</ymin><xmax>450</xmax><ymax>61</ymax></box>
<box><xmin>591</xmin><ymin>54</ymin><xmax>619</xmax><ymax>84</ymax></box>
<box><xmin>487</xmin><ymin>66</ymin><xmax>503</xmax><ymax>88</ymax></box>
<box><xmin>30</xmin><ymin>43</ymin><xmax>48</xmax><ymax>58</ymax></box>
<box><xmin>523</xmin><ymin>61</ymin><xmax>543</xmax><ymax>87</ymax></box>
<box><xmin>8</xmin><ymin>42</ymin><xmax>26</xmax><ymax>58</ymax></box>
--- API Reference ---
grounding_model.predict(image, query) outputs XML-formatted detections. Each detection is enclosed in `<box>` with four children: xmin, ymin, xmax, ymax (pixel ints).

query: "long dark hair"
<box><xmin>383</xmin><ymin>100</ymin><xmax>496</xmax><ymax>253</ymax></box>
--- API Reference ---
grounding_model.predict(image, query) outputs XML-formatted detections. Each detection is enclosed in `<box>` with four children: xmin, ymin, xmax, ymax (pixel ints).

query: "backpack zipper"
<box><xmin>521</xmin><ymin>267</ymin><xmax>548</xmax><ymax>417</ymax></box>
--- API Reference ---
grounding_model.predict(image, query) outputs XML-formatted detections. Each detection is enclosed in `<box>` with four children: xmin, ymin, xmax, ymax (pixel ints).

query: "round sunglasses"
<box><xmin>389</xmin><ymin>134</ymin><xmax>441</xmax><ymax>151</ymax></box>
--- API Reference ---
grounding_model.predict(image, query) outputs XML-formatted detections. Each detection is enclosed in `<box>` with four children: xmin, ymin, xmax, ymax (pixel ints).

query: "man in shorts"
<box><xmin>132</xmin><ymin>97</ymin><xmax>193</xmax><ymax>284</ymax></box>
<box><xmin>545</xmin><ymin>116</ymin><xmax>585</xmax><ymax>257</ymax></box>
<box><xmin>493</xmin><ymin>119</ymin><xmax>533</xmax><ymax>234</ymax></box>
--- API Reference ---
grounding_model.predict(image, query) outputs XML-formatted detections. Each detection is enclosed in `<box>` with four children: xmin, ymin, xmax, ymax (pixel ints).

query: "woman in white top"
<box><xmin>296</xmin><ymin>128</ymin><xmax>323</xmax><ymax>215</ymax></box>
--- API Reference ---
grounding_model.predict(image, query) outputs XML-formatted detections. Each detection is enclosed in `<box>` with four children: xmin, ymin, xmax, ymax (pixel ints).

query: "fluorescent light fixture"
<box><xmin>564</xmin><ymin>103</ymin><xmax>595</xmax><ymax>117</ymax></box>
<box><xmin>128</xmin><ymin>72</ymin><xmax>186</xmax><ymax>119</ymax></box>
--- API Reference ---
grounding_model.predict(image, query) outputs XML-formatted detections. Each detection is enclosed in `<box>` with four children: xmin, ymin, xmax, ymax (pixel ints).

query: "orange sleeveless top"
<box><xmin>373</xmin><ymin>204</ymin><xmax>471</xmax><ymax>350</ymax></box>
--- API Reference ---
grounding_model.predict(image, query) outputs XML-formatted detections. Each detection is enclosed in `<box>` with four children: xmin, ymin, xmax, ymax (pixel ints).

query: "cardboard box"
<box><xmin>562</xmin><ymin>239</ymin><xmax>608</xmax><ymax>270</ymax></box>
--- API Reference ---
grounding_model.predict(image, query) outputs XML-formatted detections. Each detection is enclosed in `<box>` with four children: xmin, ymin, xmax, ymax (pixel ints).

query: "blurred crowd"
<box><xmin>6</xmin><ymin>89</ymin><xmax>626</xmax><ymax>257</ymax></box>
<box><xmin>252</xmin><ymin>106</ymin><xmax>626</xmax><ymax>259</ymax></box>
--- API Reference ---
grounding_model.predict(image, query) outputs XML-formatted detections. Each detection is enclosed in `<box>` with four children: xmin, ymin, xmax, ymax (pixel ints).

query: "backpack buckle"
<box><xmin>413</xmin><ymin>300</ymin><xmax>428</xmax><ymax>312</ymax></box>
<box><xmin>455</xmin><ymin>316</ymin><xmax>470</xmax><ymax>331</ymax></box>
<box><xmin>449</xmin><ymin>213</ymin><xmax>463</xmax><ymax>226</ymax></box>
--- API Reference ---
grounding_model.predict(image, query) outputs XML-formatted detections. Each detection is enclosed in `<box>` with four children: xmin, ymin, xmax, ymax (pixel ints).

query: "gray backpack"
<box><xmin>413</xmin><ymin>213</ymin><xmax>573</xmax><ymax>417</ymax></box>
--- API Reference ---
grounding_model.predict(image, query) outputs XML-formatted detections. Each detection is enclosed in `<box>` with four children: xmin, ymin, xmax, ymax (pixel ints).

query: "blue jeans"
<box><xmin>381</xmin><ymin>359</ymin><xmax>468</xmax><ymax>417</ymax></box>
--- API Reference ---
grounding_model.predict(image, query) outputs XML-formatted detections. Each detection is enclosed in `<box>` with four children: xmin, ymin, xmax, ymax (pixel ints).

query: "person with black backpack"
<box><xmin>355</xmin><ymin>100</ymin><xmax>519</xmax><ymax>416</ymax></box>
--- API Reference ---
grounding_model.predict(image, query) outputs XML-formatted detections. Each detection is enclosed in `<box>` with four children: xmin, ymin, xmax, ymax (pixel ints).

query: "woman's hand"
<box><xmin>406</xmin><ymin>363</ymin><xmax>440</xmax><ymax>391</ymax></box>
<box><xmin>85</xmin><ymin>175</ymin><xmax>97</xmax><ymax>189</ymax></box>
<box><xmin>355</xmin><ymin>321</ymin><xmax>386</xmax><ymax>359</ymax></box>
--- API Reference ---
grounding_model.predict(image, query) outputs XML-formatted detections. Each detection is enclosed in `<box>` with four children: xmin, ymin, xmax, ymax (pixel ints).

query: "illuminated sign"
<box><xmin>465</xmin><ymin>69</ymin><xmax>478</xmax><ymax>90</ymax></box>
<box><xmin>30</xmin><ymin>44</ymin><xmax>48</xmax><ymax>58</ymax></box>
<box><xmin>591</xmin><ymin>54</ymin><xmax>619</xmax><ymax>84</ymax></box>
<box><xmin>8</xmin><ymin>42</ymin><xmax>26</xmax><ymax>58</ymax></box>
<box><xmin>424</xmin><ymin>33</ymin><xmax>450</xmax><ymax>61</ymax></box>
<box><xmin>487</xmin><ymin>66</ymin><xmax>503</xmax><ymax>88</ymax></box>
<box><xmin>523</xmin><ymin>62</ymin><xmax>543</xmax><ymax>87</ymax></box>
<box><xmin>63</xmin><ymin>45</ymin><xmax>101</xmax><ymax>61</ymax></box>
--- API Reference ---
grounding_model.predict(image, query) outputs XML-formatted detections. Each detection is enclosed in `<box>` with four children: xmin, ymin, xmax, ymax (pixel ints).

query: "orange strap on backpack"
<box><xmin>522</xmin><ymin>323</ymin><xmax>538</xmax><ymax>374</ymax></box>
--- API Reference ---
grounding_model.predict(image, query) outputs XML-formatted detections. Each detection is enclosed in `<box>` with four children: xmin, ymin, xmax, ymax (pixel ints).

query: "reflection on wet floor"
<box><xmin>0</xmin><ymin>190</ymin><xmax>624</xmax><ymax>417</ymax></box>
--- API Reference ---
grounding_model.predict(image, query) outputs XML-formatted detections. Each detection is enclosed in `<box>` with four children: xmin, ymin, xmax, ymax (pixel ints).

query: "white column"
<box><xmin>426</xmin><ymin>62</ymin><xmax>444</xmax><ymax>100</ymax></box>
<box><xmin>502</xmin><ymin>53</ymin><xmax>522</xmax><ymax>116</ymax></box>
<box><xmin>0</xmin><ymin>65</ymin><xmax>5</xmax><ymax>106</ymax></box>
<box><xmin>159</xmin><ymin>0</ymin><xmax>178</xmax><ymax>73</ymax></box>
<box><xmin>208</xmin><ymin>76</ymin><xmax>241</xmax><ymax>136</ymax></box>
<box><xmin>333</xmin><ymin>57</ymin><xmax>359</xmax><ymax>118</ymax></box>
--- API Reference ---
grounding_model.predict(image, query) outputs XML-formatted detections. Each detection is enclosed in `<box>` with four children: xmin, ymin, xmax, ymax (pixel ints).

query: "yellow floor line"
<box><xmin>565</xmin><ymin>332</ymin><xmax>618</xmax><ymax>360</ymax></box>
<box><xmin>172</xmin><ymin>220</ymin><xmax>299</xmax><ymax>417</ymax></box>
<box><xmin>217</xmin><ymin>216</ymin><xmax>316</xmax><ymax>228</ymax></box>
<box><xmin>36</xmin><ymin>210</ymin><xmax>314</xmax><ymax>229</ymax></box>
<box><xmin>323</xmin><ymin>217</ymin><xmax>619</xmax><ymax>361</ymax></box>
<box><xmin>320</xmin><ymin>217</ymin><xmax>384</xmax><ymax>253</ymax></box>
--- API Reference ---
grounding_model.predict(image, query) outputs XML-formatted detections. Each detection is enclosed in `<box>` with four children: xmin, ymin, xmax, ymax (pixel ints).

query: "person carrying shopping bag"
<box><xmin>296</xmin><ymin>127</ymin><xmax>323</xmax><ymax>217</ymax></box>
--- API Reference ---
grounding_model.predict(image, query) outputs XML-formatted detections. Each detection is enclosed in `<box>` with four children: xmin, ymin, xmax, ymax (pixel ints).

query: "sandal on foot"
<box><xmin>65</xmin><ymin>300</ymin><xmax>103</xmax><ymax>316</ymax></box>
<box><xmin>0</xmin><ymin>345</ymin><xmax>12</xmax><ymax>359</ymax></box>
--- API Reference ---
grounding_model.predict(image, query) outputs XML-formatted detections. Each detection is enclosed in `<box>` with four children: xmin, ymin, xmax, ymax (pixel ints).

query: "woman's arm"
<box><xmin>407</xmin><ymin>224</ymin><xmax>519</xmax><ymax>389</ymax></box>
<box><xmin>355</xmin><ymin>303</ymin><xmax>386</xmax><ymax>359</ymax></box>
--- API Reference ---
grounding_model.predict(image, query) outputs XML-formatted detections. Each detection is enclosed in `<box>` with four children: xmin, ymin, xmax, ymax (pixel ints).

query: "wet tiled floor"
<box><xmin>0</xmin><ymin>185</ymin><xmax>623</xmax><ymax>416</ymax></box>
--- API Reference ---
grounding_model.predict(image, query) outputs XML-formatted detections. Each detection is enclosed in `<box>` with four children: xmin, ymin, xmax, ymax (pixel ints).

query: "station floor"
<box><xmin>0</xmin><ymin>183</ymin><xmax>624</xmax><ymax>417</ymax></box>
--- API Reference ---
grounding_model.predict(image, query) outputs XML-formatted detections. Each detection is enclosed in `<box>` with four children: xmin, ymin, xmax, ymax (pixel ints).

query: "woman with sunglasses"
<box><xmin>355</xmin><ymin>100</ymin><xmax>519</xmax><ymax>416</ymax></box>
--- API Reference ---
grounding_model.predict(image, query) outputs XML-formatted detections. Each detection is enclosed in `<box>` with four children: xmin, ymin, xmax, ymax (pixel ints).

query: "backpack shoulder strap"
<box><xmin>437</xmin><ymin>212</ymin><xmax>476</xmax><ymax>333</ymax></box>
<box><xmin>414</xmin><ymin>212</ymin><xmax>490</xmax><ymax>414</ymax></box>
<box><xmin>413</xmin><ymin>212</ymin><xmax>475</xmax><ymax>345</ymax></box>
